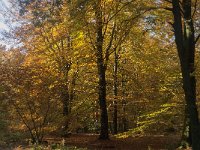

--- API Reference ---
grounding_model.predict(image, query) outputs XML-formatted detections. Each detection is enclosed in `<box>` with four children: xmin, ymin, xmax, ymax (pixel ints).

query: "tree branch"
<box><xmin>192</xmin><ymin>0</ymin><xmax>198</xmax><ymax>18</ymax></box>
<box><xmin>195</xmin><ymin>34</ymin><xmax>200</xmax><ymax>44</ymax></box>
<box><xmin>104</xmin><ymin>22</ymin><xmax>116</xmax><ymax>68</ymax></box>
<box><xmin>162</xmin><ymin>0</ymin><xmax>172</xmax><ymax>3</ymax></box>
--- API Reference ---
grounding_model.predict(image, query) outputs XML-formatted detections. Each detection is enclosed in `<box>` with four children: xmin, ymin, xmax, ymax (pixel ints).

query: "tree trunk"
<box><xmin>97</xmin><ymin>68</ymin><xmax>109</xmax><ymax>139</ymax></box>
<box><xmin>181</xmin><ymin>105</ymin><xmax>192</xmax><ymax>146</ymax></box>
<box><xmin>121</xmin><ymin>72</ymin><xmax>128</xmax><ymax>132</ymax></box>
<box><xmin>69</xmin><ymin>69</ymin><xmax>78</xmax><ymax>113</ymax></box>
<box><xmin>172</xmin><ymin>0</ymin><xmax>200</xmax><ymax>149</ymax></box>
<box><xmin>95</xmin><ymin>0</ymin><xmax>109</xmax><ymax>140</ymax></box>
<box><xmin>113</xmin><ymin>49</ymin><xmax>118</xmax><ymax>134</ymax></box>
<box><xmin>62</xmin><ymin>87</ymin><xmax>70</xmax><ymax>136</ymax></box>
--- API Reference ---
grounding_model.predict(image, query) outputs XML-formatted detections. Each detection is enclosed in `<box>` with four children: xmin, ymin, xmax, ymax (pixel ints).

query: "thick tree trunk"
<box><xmin>181</xmin><ymin>106</ymin><xmax>192</xmax><ymax>146</ymax></box>
<box><xmin>172</xmin><ymin>0</ymin><xmax>200</xmax><ymax>149</ymax></box>
<box><xmin>97</xmin><ymin>66</ymin><xmax>109</xmax><ymax>139</ymax></box>
<box><xmin>182</xmin><ymin>68</ymin><xmax>200</xmax><ymax>149</ymax></box>
<box><xmin>95</xmin><ymin>0</ymin><xmax>109</xmax><ymax>140</ymax></box>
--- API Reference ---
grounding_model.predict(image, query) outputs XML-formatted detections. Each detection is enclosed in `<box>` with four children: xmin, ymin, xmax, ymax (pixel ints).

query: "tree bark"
<box><xmin>121</xmin><ymin>72</ymin><xmax>128</xmax><ymax>132</ymax></box>
<box><xmin>113</xmin><ymin>49</ymin><xmax>118</xmax><ymax>134</ymax></box>
<box><xmin>181</xmin><ymin>105</ymin><xmax>192</xmax><ymax>146</ymax></box>
<box><xmin>95</xmin><ymin>0</ymin><xmax>109</xmax><ymax>140</ymax></box>
<box><xmin>172</xmin><ymin>0</ymin><xmax>200</xmax><ymax>149</ymax></box>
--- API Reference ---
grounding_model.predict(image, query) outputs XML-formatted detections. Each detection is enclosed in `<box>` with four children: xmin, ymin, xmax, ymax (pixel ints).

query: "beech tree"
<box><xmin>169</xmin><ymin>0</ymin><xmax>200</xmax><ymax>149</ymax></box>
<box><xmin>2</xmin><ymin>0</ymin><xmax>200</xmax><ymax>148</ymax></box>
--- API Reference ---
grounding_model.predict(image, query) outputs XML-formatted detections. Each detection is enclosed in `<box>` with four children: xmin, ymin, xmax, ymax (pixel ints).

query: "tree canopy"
<box><xmin>0</xmin><ymin>0</ymin><xmax>200</xmax><ymax>149</ymax></box>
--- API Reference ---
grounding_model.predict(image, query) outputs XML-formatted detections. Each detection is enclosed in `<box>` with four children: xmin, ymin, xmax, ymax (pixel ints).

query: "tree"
<box><xmin>13</xmin><ymin>0</ymin><xmax>82</xmax><ymax>136</ymax></box>
<box><xmin>2</xmin><ymin>0</ymin><xmax>198</xmax><ymax>147</ymax></box>
<box><xmin>93</xmin><ymin>0</ymin><xmax>109</xmax><ymax>139</ymax></box>
<box><xmin>170</xmin><ymin>0</ymin><xmax>200</xmax><ymax>149</ymax></box>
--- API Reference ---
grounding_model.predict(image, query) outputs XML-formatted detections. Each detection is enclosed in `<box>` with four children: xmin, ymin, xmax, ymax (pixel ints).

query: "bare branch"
<box><xmin>107</xmin><ymin>2</ymin><xmax>131</xmax><ymax>23</ymax></box>
<box><xmin>146</xmin><ymin>6</ymin><xmax>173</xmax><ymax>11</ymax></box>
<box><xmin>195</xmin><ymin>34</ymin><xmax>200</xmax><ymax>44</ymax></box>
<box><xmin>104</xmin><ymin>22</ymin><xmax>116</xmax><ymax>68</ymax></box>
<box><xmin>192</xmin><ymin>0</ymin><xmax>198</xmax><ymax>18</ymax></box>
<box><xmin>162</xmin><ymin>0</ymin><xmax>172</xmax><ymax>3</ymax></box>
<box><xmin>85</xmin><ymin>23</ymin><xmax>96</xmax><ymax>51</ymax></box>
<box><xmin>102</xmin><ymin>0</ymin><xmax>118</xmax><ymax>38</ymax></box>
<box><xmin>13</xmin><ymin>103</ymin><xmax>36</xmax><ymax>141</ymax></box>
<box><xmin>164</xmin><ymin>7</ymin><xmax>173</xmax><ymax>11</ymax></box>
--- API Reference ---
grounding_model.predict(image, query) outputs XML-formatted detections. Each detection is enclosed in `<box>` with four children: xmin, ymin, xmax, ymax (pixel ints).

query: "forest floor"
<box><xmin>40</xmin><ymin>134</ymin><xmax>180</xmax><ymax>150</ymax></box>
<box><xmin>62</xmin><ymin>134</ymin><xmax>182</xmax><ymax>150</ymax></box>
<box><xmin>1</xmin><ymin>133</ymin><xmax>185</xmax><ymax>150</ymax></box>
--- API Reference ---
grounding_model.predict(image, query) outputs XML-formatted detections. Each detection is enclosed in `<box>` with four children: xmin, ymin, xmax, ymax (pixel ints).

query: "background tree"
<box><xmin>1</xmin><ymin>0</ymin><xmax>199</xmax><ymax>149</ymax></box>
